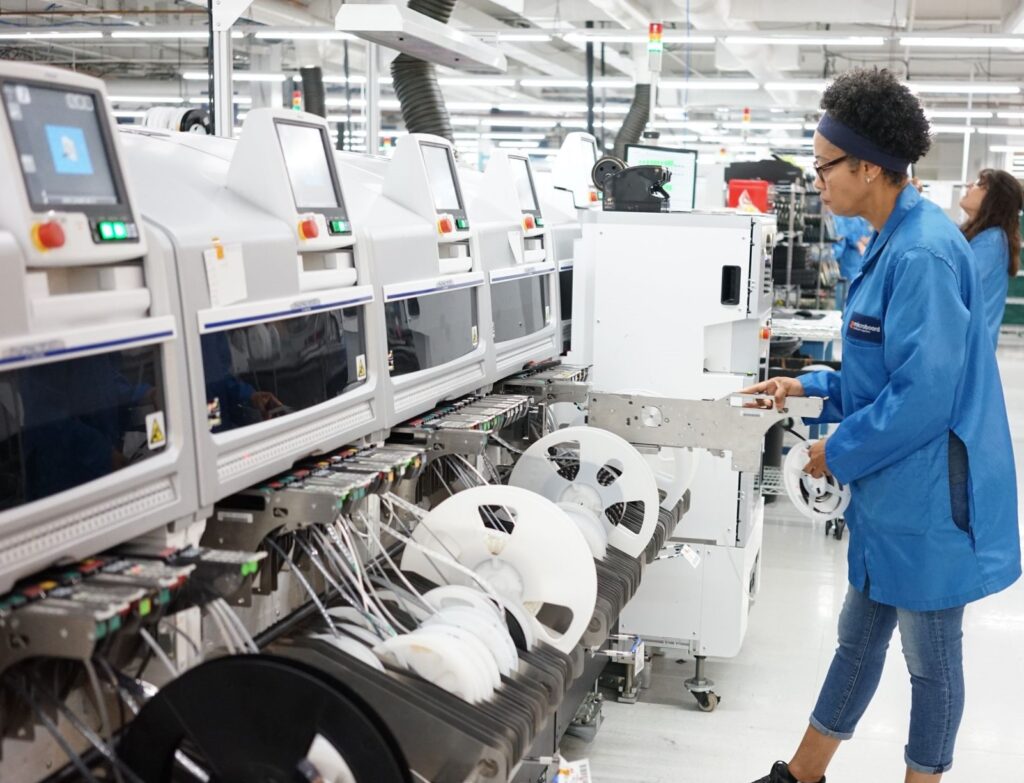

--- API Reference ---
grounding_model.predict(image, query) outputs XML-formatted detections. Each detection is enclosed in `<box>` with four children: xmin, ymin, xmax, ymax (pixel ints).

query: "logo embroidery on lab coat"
<box><xmin>847</xmin><ymin>312</ymin><xmax>883</xmax><ymax>344</ymax></box>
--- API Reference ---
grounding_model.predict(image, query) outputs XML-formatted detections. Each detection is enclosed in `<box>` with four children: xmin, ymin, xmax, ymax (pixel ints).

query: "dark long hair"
<box><xmin>962</xmin><ymin>169</ymin><xmax>1023</xmax><ymax>277</ymax></box>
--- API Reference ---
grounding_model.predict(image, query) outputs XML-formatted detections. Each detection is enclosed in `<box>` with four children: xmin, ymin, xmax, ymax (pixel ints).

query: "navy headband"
<box><xmin>817</xmin><ymin>113</ymin><xmax>912</xmax><ymax>173</ymax></box>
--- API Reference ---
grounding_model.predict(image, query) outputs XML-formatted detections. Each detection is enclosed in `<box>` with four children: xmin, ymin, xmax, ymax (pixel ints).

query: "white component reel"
<box><xmin>643</xmin><ymin>447</ymin><xmax>700</xmax><ymax>510</ymax></box>
<box><xmin>424</xmin><ymin>606</ymin><xmax>519</xmax><ymax>677</ymax></box>
<box><xmin>783</xmin><ymin>441</ymin><xmax>851</xmax><ymax>522</ymax></box>
<box><xmin>400</xmin><ymin>485</ymin><xmax>597</xmax><ymax>655</ymax></box>
<box><xmin>557</xmin><ymin>502</ymin><xmax>608</xmax><ymax>560</ymax></box>
<box><xmin>416</xmin><ymin>624</ymin><xmax>500</xmax><ymax>695</ymax></box>
<box><xmin>375</xmin><ymin>631</ymin><xmax>489</xmax><ymax>703</ymax></box>
<box><xmin>423</xmin><ymin>585</ymin><xmax>504</xmax><ymax>622</ymax></box>
<box><xmin>509</xmin><ymin>426</ymin><xmax>660</xmax><ymax>558</ymax></box>
<box><xmin>310</xmin><ymin>633</ymin><xmax>386</xmax><ymax>672</ymax></box>
<box><xmin>547</xmin><ymin>401</ymin><xmax>586</xmax><ymax>431</ymax></box>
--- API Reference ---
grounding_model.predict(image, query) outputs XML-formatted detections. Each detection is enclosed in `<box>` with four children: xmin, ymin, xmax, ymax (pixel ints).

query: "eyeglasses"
<box><xmin>814</xmin><ymin>154</ymin><xmax>851</xmax><ymax>179</ymax></box>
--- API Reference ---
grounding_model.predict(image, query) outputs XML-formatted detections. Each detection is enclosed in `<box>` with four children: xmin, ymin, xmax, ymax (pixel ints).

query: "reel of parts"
<box><xmin>547</xmin><ymin>401</ymin><xmax>587</xmax><ymax>431</ymax></box>
<box><xmin>643</xmin><ymin>447</ymin><xmax>700</xmax><ymax>510</ymax></box>
<box><xmin>591</xmin><ymin>155</ymin><xmax>626</xmax><ymax>192</ymax></box>
<box><xmin>783</xmin><ymin>441</ymin><xmax>851</xmax><ymax>523</ymax></box>
<box><xmin>509</xmin><ymin>426</ymin><xmax>660</xmax><ymax>558</ymax></box>
<box><xmin>400</xmin><ymin>485</ymin><xmax>598</xmax><ymax>655</ymax></box>
<box><xmin>119</xmin><ymin>655</ymin><xmax>410</xmax><ymax>783</ymax></box>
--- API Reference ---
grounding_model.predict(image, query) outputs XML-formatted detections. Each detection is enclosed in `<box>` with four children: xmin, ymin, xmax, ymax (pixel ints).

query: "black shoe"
<box><xmin>750</xmin><ymin>761</ymin><xmax>825</xmax><ymax>783</ymax></box>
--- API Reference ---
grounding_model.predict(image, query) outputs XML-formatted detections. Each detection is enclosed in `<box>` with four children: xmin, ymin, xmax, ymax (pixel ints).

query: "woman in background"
<box><xmin>959</xmin><ymin>169</ymin><xmax>1023</xmax><ymax>348</ymax></box>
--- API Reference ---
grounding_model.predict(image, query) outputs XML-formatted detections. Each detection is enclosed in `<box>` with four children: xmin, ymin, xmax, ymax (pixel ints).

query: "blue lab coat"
<box><xmin>832</xmin><ymin>214</ymin><xmax>873</xmax><ymax>280</ymax></box>
<box><xmin>968</xmin><ymin>226</ymin><xmax>1010</xmax><ymax>350</ymax></box>
<box><xmin>801</xmin><ymin>185</ymin><xmax>1021</xmax><ymax>611</ymax></box>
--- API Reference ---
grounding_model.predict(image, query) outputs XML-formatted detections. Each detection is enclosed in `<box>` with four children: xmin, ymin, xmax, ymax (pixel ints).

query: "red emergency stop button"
<box><xmin>761</xmin><ymin>326</ymin><xmax>772</xmax><ymax>340</ymax></box>
<box><xmin>32</xmin><ymin>220</ymin><xmax>65</xmax><ymax>251</ymax></box>
<box><xmin>589</xmin><ymin>190</ymin><xmax>599</xmax><ymax>203</ymax></box>
<box><xmin>437</xmin><ymin>216</ymin><xmax>454</xmax><ymax>234</ymax></box>
<box><xmin>299</xmin><ymin>218</ymin><xmax>319</xmax><ymax>240</ymax></box>
<box><xmin>523</xmin><ymin>215</ymin><xmax>536</xmax><ymax>230</ymax></box>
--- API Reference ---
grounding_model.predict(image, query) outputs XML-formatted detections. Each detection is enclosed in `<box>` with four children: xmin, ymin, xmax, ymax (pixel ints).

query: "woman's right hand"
<box><xmin>739</xmin><ymin>376</ymin><xmax>806</xmax><ymax>411</ymax></box>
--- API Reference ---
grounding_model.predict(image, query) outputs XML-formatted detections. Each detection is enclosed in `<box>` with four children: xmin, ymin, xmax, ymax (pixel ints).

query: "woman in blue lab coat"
<box><xmin>744</xmin><ymin>68</ymin><xmax>1020</xmax><ymax>783</ymax></box>
<box><xmin>959</xmin><ymin>169</ymin><xmax>1023</xmax><ymax>348</ymax></box>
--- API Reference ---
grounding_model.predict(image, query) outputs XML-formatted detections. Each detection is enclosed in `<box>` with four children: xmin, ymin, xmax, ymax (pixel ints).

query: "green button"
<box><xmin>108</xmin><ymin>615</ymin><xmax>122</xmax><ymax>633</ymax></box>
<box><xmin>94</xmin><ymin>622</ymin><xmax>107</xmax><ymax>641</ymax></box>
<box><xmin>456</xmin><ymin>218</ymin><xmax>468</xmax><ymax>229</ymax></box>
<box><xmin>112</xmin><ymin>222</ymin><xmax>127</xmax><ymax>239</ymax></box>
<box><xmin>139</xmin><ymin>597</ymin><xmax>152</xmax><ymax>617</ymax></box>
<box><xmin>535</xmin><ymin>217</ymin><xmax>544</xmax><ymax>227</ymax></box>
<box><xmin>158</xmin><ymin>588</ymin><xmax>171</xmax><ymax>605</ymax></box>
<box><xmin>331</xmin><ymin>219</ymin><xmax>350</xmax><ymax>233</ymax></box>
<box><xmin>98</xmin><ymin>222</ymin><xmax>115</xmax><ymax>240</ymax></box>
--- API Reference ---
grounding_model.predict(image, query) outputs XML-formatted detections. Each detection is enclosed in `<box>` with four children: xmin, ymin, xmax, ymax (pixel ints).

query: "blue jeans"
<box><xmin>810</xmin><ymin>586</ymin><xmax>966</xmax><ymax>774</ymax></box>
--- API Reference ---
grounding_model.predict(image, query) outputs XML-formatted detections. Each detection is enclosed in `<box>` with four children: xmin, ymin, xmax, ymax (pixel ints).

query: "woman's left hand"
<box><xmin>804</xmin><ymin>438</ymin><xmax>832</xmax><ymax>478</ymax></box>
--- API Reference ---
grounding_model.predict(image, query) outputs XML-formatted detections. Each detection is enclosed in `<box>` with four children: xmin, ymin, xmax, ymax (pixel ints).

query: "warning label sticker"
<box><xmin>356</xmin><ymin>353</ymin><xmax>367</xmax><ymax>381</ymax></box>
<box><xmin>146</xmin><ymin>411</ymin><xmax>167</xmax><ymax>450</ymax></box>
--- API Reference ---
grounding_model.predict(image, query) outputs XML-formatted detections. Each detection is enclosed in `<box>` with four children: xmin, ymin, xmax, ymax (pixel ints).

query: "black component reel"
<box><xmin>118</xmin><ymin>654</ymin><xmax>411</xmax><ymax>783</ymax></box>
<box><xmin>591</xmin><ymin>155</ymin><xmax>626</xmax><ymax>192</ymax></box>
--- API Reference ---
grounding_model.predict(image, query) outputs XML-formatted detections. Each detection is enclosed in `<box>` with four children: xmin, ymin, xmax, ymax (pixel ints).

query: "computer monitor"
<box><xmin>509</xmin><ymin>155</ymin><xmax>540</xmax><ymax>214</ymax></box>
<box><xmin>624</xmin><ymin>144</ymin><xmax>698</xmax><ymax>210</ymax></box>
<box><xmin>274</xmin><ymin>118</ymin><xmax>351</xmax><ymax>231</ymax></box>
<box><xmin>420</xmin><ymin>141</ymin><xmax>464</xmax><ymax>213</ymax></box>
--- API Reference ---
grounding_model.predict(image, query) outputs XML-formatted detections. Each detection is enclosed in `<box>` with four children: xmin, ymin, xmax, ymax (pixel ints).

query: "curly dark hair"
<box><xmin>820</xmin><ymin>68</ymin><xmax>931</xmax><ymax>185</ymax></box>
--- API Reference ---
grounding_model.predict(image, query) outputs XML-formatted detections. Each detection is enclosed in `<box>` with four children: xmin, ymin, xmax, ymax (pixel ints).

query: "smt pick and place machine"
<box><xmin>0</xmin><ymin>58</ymin><xmax>825</xmax><ymax>782</ymax></box>
<box><xmin>0</xmin><ymin>63</ymin><xmax>198</xmax><ymax>593</ymax></box>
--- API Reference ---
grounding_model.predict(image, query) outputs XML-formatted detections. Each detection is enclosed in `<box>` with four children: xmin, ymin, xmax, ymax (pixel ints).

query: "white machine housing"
<box><xmin>461</xmin><ymin>151</ymin><xmax>560</xmax><ymax>377</ymax></box>
<box><xmin>343</xmin><ymin>134</ymin><xmax>491</xmax><ymax>426</ymax></box>
<box><xmin>535</xmin><ymin>132</ymin><xmax>601</xmax><ymax>356</ymax></box>
<box><xmin>119</xmin><ymin>109</ymin><xmax>381</xmax><ymax>508</ymax></box>
<box><xmin>586</xmin><ymin>210</ymin><xmax>776</xmax><ymax>658</ymax></box>
<box><xmin>0</xmin><ymin>63</ymin><xmax>198</xmax><ymax>590</ymax></box>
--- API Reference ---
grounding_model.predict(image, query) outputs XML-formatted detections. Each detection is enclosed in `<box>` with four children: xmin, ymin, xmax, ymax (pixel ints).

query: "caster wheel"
<box><xmin>693</xmin><ymin>691</ymin><xmax>720</xmax><ymax>712</ymax></box>
<box><xmin>825</xmin><ymin>520</ymin><xmax>833</xmax><ymax>537</ymax></box>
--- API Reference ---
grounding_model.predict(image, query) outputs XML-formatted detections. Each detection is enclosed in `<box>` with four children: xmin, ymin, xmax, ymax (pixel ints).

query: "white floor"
<box><xmin>561</xmin><ymin>348</ymin><xmax>1024</xmax><ymax>782</ymax></box>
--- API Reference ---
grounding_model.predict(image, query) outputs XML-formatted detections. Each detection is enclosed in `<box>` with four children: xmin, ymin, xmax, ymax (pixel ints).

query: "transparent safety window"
<box><xmin>201</xmin><ymin>306</ymin><xmax>367</xmax><ymax>434</ymax></box>
<box><xmin>492</xmin><ymin>274</ymin><xmax>551</xmax><ymax>343</ymax></box>
<box><xmin>384</xmin><ymin>287</ymin><xmax>479</xmax><ymax>376</ymax></box>
<box><xmin>0</xmin><ymin>344</ymin><xmax>167</xmax><ymax>512</ymax></box>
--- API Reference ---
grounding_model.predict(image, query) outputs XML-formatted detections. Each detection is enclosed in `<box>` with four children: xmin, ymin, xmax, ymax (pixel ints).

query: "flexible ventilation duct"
<box><xmin>613</xmin><ymin>84</ymin><xmax>651</xmax><ymax>159</ymax></box>
<box><xmin>390</xmin><ymin>0</ymin><xmax>456</xmax><ymax>143</ymax></box>
<box><xmin>300</xmin><ymin>66</ymin><xmax>326</xmax><ymax>118</ymax></box>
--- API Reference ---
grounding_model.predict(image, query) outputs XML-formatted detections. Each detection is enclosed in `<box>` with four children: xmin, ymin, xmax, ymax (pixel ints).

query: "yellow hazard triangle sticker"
<box><xmin>146</xmin><ymin>411</ymin><xmax>167</xmax><ymax>450</ymax></box>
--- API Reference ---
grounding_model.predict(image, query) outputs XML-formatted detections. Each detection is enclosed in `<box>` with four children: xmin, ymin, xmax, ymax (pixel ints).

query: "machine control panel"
<box><xmin>1</xmin><ymin>74</ymin><xmax>143</xmax><ymax>264</ymax></box>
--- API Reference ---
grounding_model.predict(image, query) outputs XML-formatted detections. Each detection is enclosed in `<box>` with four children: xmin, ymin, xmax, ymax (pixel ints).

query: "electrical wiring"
<box><xmin>212</xmin><ymin>598</ymin><xmax>259</xmax><ymax>653</ymax></box>
<box><xmin>137</xmin><ymin>628</ymin><xmax>178</xmax><ymax>679</ymax></box>
<box><xmin>264</xmin><ymin>537</ymin><xmax>341</xmax><ymax>639</ymax></box>
<box><xmin>82</xmin><ymin>658</ymin><xmax>125</xmax><ymax>783</ymax></box>
<box><xmin>28</xmin><ymin>673</ymin><xmax>145</xmax><ymax>783</ymax></box>
<box><xmin>205</xmin><ymin>599</ymin><xmax>242</xmax><ymax>655</ymax></box>
<box><xmin>17</xmin><ymin>676</ymin><xmax>102</xmax><ymax>783</ymax></box>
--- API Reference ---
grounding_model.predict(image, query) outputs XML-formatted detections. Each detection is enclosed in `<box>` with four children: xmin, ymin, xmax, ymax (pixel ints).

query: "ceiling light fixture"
<box><xmin>660</xmin><ymin>78</ymin><xmax>760</xmax><ymax>90</ymax></box>
<box><xmin>437</xmin><ymin>77</ymin><xmax>517</xmax><ymax>87</ymax></box>
<box><xmin>907</xmin><ymin>82</ymin><xmax>1020</xmax><ymax>94</ymax></box>
<box><xmin>976</xmin><ymin>126</ymin><xmax>1024</xmax><ymax>136</ymax></box>
<box><xmin>899</xmin><ymin>36</ymin><xmax>1024</xmax><ymax>49</ymax></box>
<box><xmin>110</xmin><ymin>30</ymin><xmax>243</xmax><ymax>40</ymax></box>
<box><xmin>182</xmin><ymin>71</ymin><xmax>287</xmax><ymax>82</ymax></box>
<box><xmin>0</xmin><ymin>30</ymin><xmax>103</xmax><ymax>40</ymax></box>
<box><xmin>495</xmin><ymin>32</ymin><xmax>553</xmax><ymax>42</ymax></box>
<box><xmin>253</xmin><ymin>29</ymin><xmax>356</xmax><ymax>41</ymax></box>
<box><xmin>925</xmin><ymin>109</ymin><xmax>994</xmax><ymax>119</ymax></box>
<box><xmin>725</xmin><ymin>35</ymin><xmax>883</xmax><ymax>46</ymax></box>
<box><xmin>764</xmin><ymin>80</ymin><xmax>828</xmax><ymax>92</ymax></box>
